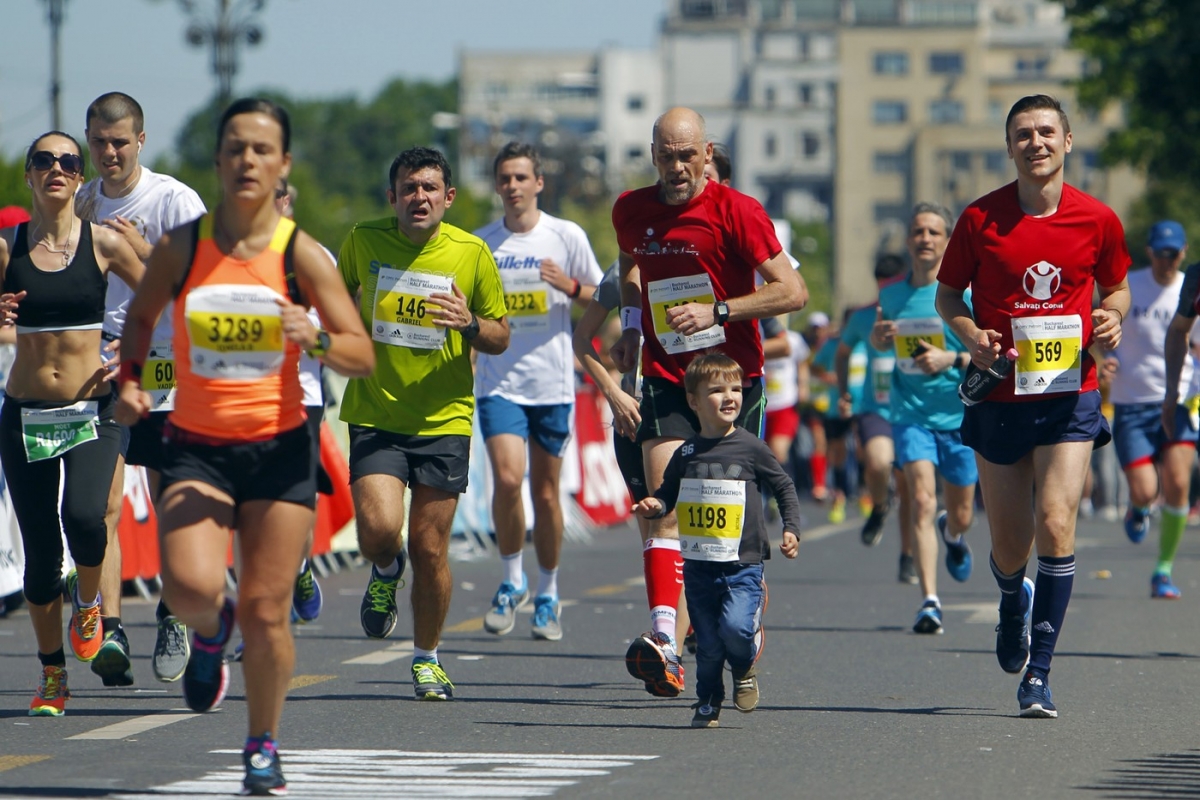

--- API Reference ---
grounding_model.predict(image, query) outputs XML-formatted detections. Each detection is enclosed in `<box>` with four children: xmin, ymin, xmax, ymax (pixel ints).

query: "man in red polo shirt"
<box><xmin>609</xmin><ymin>106</ymin><xmax>807</xmax><ymax>697</ymax></box>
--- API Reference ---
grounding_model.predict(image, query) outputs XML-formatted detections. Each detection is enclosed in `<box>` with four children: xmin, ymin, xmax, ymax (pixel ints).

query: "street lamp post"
<box><xmin>44</xmin><ymin>0</ymin><xmax>68</xmax><ymax>130</ymax></box>
<box><xmin>177</xmin><ymin>0</ymin><xmax>266</xmax><ymax>105</ymax></box>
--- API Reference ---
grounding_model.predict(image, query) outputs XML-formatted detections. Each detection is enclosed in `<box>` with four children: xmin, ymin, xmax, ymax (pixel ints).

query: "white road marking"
<box><xmin>67</xmin><ymin>713</ymin><xmax>197</xmax><ymax>740</ymax></box>
<box><xmin>342</xmin><ymin>639</ymin><xmax>414</xmax><ymax>665</ymax></box>
<box><xmin>941</xmin><ymin>602</ymin><xmax>1000</xmax><ymax>624</ymax></box>
<box><xmin>111</xmin><ymin>749</ymin><xmax>658</xmax><ymax>799</ymax></box>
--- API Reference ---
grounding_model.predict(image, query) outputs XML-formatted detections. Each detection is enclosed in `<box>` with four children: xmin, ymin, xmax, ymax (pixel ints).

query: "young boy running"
<box><xmin>632</xmin><ymin>353</ymin><xmax>800</xmax><ymax>728</ymax></box>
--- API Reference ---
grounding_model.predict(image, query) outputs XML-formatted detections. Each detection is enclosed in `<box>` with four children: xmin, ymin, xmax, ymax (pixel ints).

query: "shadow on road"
<box><xmin>1078</xmin><ymin>749</ymin><xmax>1200</xmax><ymax>798</ymax></box>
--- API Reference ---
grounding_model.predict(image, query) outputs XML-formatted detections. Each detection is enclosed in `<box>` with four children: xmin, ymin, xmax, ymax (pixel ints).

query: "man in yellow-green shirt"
<box><xmin>339</xmin><ymin>146</ymin><xmax>508</xmax><ymax>701</ymax></box>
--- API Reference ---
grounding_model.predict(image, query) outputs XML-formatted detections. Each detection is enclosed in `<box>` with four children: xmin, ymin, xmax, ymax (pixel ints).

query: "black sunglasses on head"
<box><xmin>1153</xmin><ymin>248</ymin><xmax>1180</xmax><ymax>260</ymax></box>
<box><xmin>28</xmin><ymin>151</ymin><xmax>83</xmax><ymax>177</ymax></box>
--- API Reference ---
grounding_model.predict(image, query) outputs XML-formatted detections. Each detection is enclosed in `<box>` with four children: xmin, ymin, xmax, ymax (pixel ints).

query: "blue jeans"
<box><xmin>683</xmin><ymin>560</ymin><xmax>765</xmax><ymax>704</ymax></box>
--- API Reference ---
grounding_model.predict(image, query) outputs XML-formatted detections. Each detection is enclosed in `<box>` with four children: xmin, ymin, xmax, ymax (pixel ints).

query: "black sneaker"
<box><xmin>360</xmin><ymin>554</ymin><xmax>406</xmax><ymax>640</ymax></box>
<box><xmin>995</xmin><ymin>577</ymin><xmax>1034</xmax><ymax>674</ymax></box>
<box><xmin>861</xmin><ymin>502</ymin><xmax>889</xmax><ymax>547</ymax></box>
<box><xmin>241</xmin><ymin>734</ymin><xmax>286</xmax><ymax>796</ymax></box>
<box><xmin>690</xmin><ymin>699</ymin><xmax>721</xmax><ymax>728</ymax></box>
<box><xmin>898</xmin><ymin>554</ymin><xmax>918</xmax><ymax>585</ymax></box>
<box><xmin>1017</xmin><ymin>670</ymin><xmax>1057</xmax><ymax>718</ymax></box>
<box><xmin>153</xmin><ymin>614</ymin><xmax>190</xmax><ymax>683</ymax></box>
<box><xmin>183</xmin><ymin>600</ymin><xmax>233</xmax><ymax>713</ymax></box>
<box><xmin>91</xmin><ymin>626</ymin><xmax>134</xmax><ymax>687</ymax></box>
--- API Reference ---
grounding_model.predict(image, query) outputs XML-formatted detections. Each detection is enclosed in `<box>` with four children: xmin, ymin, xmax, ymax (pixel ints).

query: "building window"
<box><xmin>950</xmin><ymin>151</ymin><xmax>972</xmax><ymax>171</ymax></box>
<box><xmin>856</xmin><ymin>0</ymin><xmax>898</xmax><ymax>23</ymax></box>
<box><xmin>627</xmin><ymin>95</ymin><xmax>644</xmax><ymax>111</ymax></box>
<box><xmin>798</xmin><ymin>83</ymin><xmax>812</xmax><ymax>106</ymax></box>
<box><xmin>794</xmin><ymin>0</ymin><xmax>839</xmax><ymax>20</ymax></box>
<box><xmin>761</xmin><ymin>0</ymin><xmax>784</xmax><ymax>20</ymax></box>
<box><xmin>873</xmin><ymin>151</ymin><xmax>910</xmax><ymax>174</ymax></box>
<box><xmin>929</xmin><ymin>52</ymin><xmax>964</xmax><ymax>75</ymax></box>
<box><xmin>627</xmin><ymin>147</ymin><xmax>644</xmax><ymax>162</ymax></box>
<box><xmin>765</xmin><ymin>85</ymin><xmax>777</xmax><ymax>108</ymax></box>
<box><xmin>874</xmin><ymin>52</ymin><xmax>909</xmax><ymax>75</ymax></box>
<box><xmin>874</xmin><ymin>202</ymin><xmax>908</xmax><ymax>224</ymax></box>
<box><xmin>802</xmin><ymin>132</ymin><xmax>819</xmax><ymax>158</ymax></box>
<box><xmin>987</xmin><ymin>99</ymin><xmax>1005</xmax><ymax>125</ymax></box>
<box><xmin>1015</xmin><ymin>56</ymin><xmax>1051</xmax><ymax>79</ymax></box>
<box><xmin>984</xmin><ymin>151</ymin><xmax>1007</xmax><ymax>173</ymax></box>
<box><xmin>765</xmin><ymin>133</ymin><xmax>777</xmax><ymax>158</ymax></box>
<box><xmin>929</xmin><ymin>99</ymin><xmax>964</xmax><ymax>124</ymax></box>
<box><xmin>872</xmin><ymin>100</ymin><xmax>908</xmax><ymax>124</ymax></box>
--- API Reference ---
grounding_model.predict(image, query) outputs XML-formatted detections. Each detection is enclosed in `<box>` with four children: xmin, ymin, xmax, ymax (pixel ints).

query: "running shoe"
<box><xmin>242</xmin><ymin>735</ymin><xmax>287</xmax><ymax>796</ymax></box>
<box><xmin>690</xmin><ymin>699</ymin><xmax>721</xmax><ymax>728</ymax></box>
<box><xmin>1151</xmin><ymin>572</ymin><xmax>1182</xmax><ymax>600</ymax></box>
<box><xmin>65</xmin><ymin>570</ymin><xmax>103</xmax><ymax>662</ymax></box>
<box><xmin>483</xmin><ymin>579</ymin><xmax>529</xmax><ymax>636</ymax></box>
<box><xmin>995</xmin><ymin>577</ymin><xmax>1035</xmax><ymax>674</ymax></box>
<box><xmin>153</xmin><ymin>614</ymin><xmax>190</xmax><ymax>682</ymax></box>
<box><xmin>858</xmin><ymin>494</ymin><xmax>874</xmax><ymax>518</ymax></box>
<box><xmin>91</xmin><ymin>625</ymin><xmax>134</xmax><ymax>687</ymax></box>
<box><xmin>732</xmin><ymin>665</ymin><xmax>759</xmax><ymax>713</ymax></box>
<box><xmin>898</xmin><ymin>554</ymin><xmax>918</xmax><ymax>585</ymax></box>
<box><xmin>683</xmin><ymin>625</ymin><xmax>697</xmax><ymax>655</ymax></box>
<box><xmin>411</xmin><ymin>659</ymin><xmax>454</xmax><ymax>701</ymax></box>
<box><xmin>912</xmin><ymin>600</ymin><xmax>943</xmax><ymax>634</ymax></box>
<box><xmin>1017</xmin><ymin>669</ymin><xmax>1057</xmax><ymax>718</ymax></box>
<box><xmin>828</xmin><ymin>496</ymin><xmax>847</xmax><ymax>524</ymax></box>
<box><xmin>939</xmin><ymin>511</ymin><xmax>972</xmax><ymax>582</ymax></box>
<box><xmin>360</xmin><ymin>554</ymin><xmax>406</xmax><ymax>640</ymax></box>
<box><xmin>183</xmin><ymin>600</ymin><xmax>233</xmax><ymax>713</ymax></box>
<box><xmin>530</xmin><ymin>595</ymin><xmax>563</xmax><ymax>641</ymax></box>
<box><xmin>229</xmin><ymin>641</ymin><xmax>245</xmax><ymax>663</ymax></box>
<box><xmin>291</xmin><ymin>558</ymin><xmax>323</xmax><ymax>623</ymax></box>
<box><xmin>1124</xmin><ymin>506</ymin><xmax>1150</xmax><ymax>543</ymax></box>
<box><xmin>625</xmin><ymin>631</ymin><xmax>685</xmax><ymax>697</ymax></box>
<box><xmin>29</xmin><ymin>665</ymin><xmax>69</xmax><ymax>717</ymax></box>
<box><xmin>861</xmin><ymin>502</ymin><xmax>890</xmax><ymax>547</ymax></box>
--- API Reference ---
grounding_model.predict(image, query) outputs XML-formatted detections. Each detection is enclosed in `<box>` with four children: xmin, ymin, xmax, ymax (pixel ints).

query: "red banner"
<box><xmin>573</xmin><ymin>385</ymin><xmax>632</xmax><ymax>526</ymax></box>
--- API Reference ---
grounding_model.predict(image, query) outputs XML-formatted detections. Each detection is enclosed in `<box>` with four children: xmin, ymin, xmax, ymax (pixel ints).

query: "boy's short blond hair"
<box><xmin>684</xmin><ymin>352</ymin><xmax>744</xmax><ymax>396</ymax></box>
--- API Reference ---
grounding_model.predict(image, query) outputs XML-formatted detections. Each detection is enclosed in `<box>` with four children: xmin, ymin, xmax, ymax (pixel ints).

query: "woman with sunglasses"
<box><xmin>0</xmin><ymin>131</ymin><xmax>144</xmax><ymax>716</ymax></box>
<box><xmin>115</xmin><ymin>98</ymin><xmax>373</xmax><ymax>796</ymax></box>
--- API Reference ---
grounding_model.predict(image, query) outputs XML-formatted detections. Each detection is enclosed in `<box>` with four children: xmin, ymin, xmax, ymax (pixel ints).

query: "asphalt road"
<box><xmin>2</xmin><ymin>501</ymin><xmax>1199</xmax><ymax>799</ymax></box>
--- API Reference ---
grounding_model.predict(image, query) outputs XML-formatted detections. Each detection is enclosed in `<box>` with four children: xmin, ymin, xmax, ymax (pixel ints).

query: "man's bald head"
<box><xmin>651</xmin><ymin>107</ymin><xmax>712</xmax><ymax>206</ymax></box>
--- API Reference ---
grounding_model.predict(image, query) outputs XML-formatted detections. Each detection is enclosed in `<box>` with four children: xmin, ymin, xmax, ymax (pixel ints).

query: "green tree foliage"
<box><xmin>790</xmin><ymin>221</ymin><xmax>832</xmax><ymax>327</ymax></box>
<box><xmin>1065</xmin><ymin>0</ymin><xmax>1200</xmax><ymax>248</ymax></box>
<box><xmin>0</xmin><ymin>153</ymin><xmax>31</xmax><ymax>215</ymax></box>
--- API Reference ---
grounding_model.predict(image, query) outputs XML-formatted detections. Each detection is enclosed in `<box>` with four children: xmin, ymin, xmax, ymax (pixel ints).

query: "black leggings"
<box><xmin>0</xmin><ymin>392</ymin><xmax>121</xmax><ymax>605</ymax></box>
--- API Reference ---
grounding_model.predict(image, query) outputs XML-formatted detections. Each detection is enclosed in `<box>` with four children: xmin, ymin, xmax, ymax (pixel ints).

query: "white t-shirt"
<box><xmin>298</xmin><ymin>245</ymin><xmax>337</xmax><ymax>407</ymax></box>
<box><xmin>1110</xmin><ymin>267</ymin><xmax>1195</xmax><ymax>405</ymax></box>
<box><xmin>765</xmin><ymin>330</ymin><xmax>809</xmax><ymax>412</ymax></box>
<box><xmin>473</xmin><ymin>212</ymin><xmax>603</xmax><ymax>405</ymax></box>
<box><xmin>76</xmin><ymin>167</ymin><xmax>206</xmax><ymax>340</ymax></box>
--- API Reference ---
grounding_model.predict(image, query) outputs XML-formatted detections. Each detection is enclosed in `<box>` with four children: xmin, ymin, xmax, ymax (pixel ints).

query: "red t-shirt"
<box><xmin>939</xmin><ymin>181</ymin><xmax>1130</xmax><ymax>402</ymax></box>
<box><xmin>612</xmin><ymin>180</ymin><xmax>781</xmax><ymax>383</ymax></box>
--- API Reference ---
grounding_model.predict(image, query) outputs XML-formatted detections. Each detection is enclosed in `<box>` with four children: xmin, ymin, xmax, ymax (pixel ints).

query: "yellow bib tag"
<box><xmin>677</xmin><ymin>478</ymin><xmax>746</xmax><ymax>562</ymax></box>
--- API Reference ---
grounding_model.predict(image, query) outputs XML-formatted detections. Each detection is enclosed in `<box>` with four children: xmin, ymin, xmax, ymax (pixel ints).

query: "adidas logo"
<box><xmin>1034</xmin><ymin>621</ymin><xmax>1055</xmax><ymax>634</ymax></box>
<box><xmin>1035</xmin><ymin>377</ymin><xmax>1047</xmax><ymax>386</ymax></box>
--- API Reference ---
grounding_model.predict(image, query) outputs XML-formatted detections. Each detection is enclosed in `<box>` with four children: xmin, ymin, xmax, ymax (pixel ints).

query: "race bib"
<box><xmin>895</xmin><ymin>317</ymin><xmax>946</xmax><ymax>375</ymax></box>
<box><xmin>872</xmin><ymin>355</ymin><xmax>895</xmax><ymax>405</ymax></box>
<box><xmin>848</xmin><ymin>349</ymin><xmax>868</xmax><ymax>389</ymax></box>
<box><xmin>372</xmin><ymin>268</ymin><xmax>452</xmax><ymax>350</ymax></box>
<box><xmin>184</xmin><ymin>285</ymin><xmax>285</xmax><ymax>380</ymax></box>
<box><xmin>21</xmin><ymin>401</ymin><xmax>99</xmax><ymax>463</ymax></box>
<box><xmin>143</xmin><ymin>339</ymin><xmax>176</xmax><ymax>412</ymax></box>
<box><xmin>501</xmin><ymin>270</ymin><xmax>550</xmax><ymax>334</ymax></box>
<box><xmin>647</xmin><ymin>274</ymin><xmax>725</xmax><ymax>355</ymax></box>
<box><xmin>677</xmin><ymin>478</ymin><xmax>746</xmax><ymax>562</ymax></box>
<box><xmin>1012</xmin><ymin>314</ymin><xmax>1082</xmax><ymax>396</ymax></box>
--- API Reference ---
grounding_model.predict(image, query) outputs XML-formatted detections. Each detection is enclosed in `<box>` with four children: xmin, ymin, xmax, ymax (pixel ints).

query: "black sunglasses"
<box><xmin>28</xmin><ymin>151</ymin><xmax>84</xmax><ymax>177</ymax></box>
<box><xmin>1153</xmin><ymin>248</ymin><xmax>1180</xmax><ymax>260</ymax></box>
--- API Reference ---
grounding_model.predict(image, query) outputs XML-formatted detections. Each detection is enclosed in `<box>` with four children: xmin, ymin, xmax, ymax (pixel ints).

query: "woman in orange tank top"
<box><xmin>114</xmin><ymin>98</ymin><xmax>373</xmax><ymax>796</ymax></box>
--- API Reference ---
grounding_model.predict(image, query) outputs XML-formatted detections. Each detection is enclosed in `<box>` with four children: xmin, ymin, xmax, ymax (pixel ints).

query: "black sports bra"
<box><xmin>3</xmin><ymin>222</ymin><xmax>106</xmax><ymax>333</ymax></box>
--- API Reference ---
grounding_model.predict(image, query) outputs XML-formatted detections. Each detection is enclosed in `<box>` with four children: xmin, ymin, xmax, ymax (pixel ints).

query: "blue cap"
<box><xmin>1148</xmin><ymin>220</ymin><xmax>1186</xmax><ymax>251</ymax></box>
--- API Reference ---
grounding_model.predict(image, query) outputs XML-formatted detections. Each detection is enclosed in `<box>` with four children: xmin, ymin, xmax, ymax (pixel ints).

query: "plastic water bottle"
<box><xmin>959</xmin><ymin>348</ymin><xmax>1019</xmax><ymax>406</ymax></box>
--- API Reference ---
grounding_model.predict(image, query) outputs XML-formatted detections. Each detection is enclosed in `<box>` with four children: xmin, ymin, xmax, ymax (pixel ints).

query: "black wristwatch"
<box><xmin>461</xmin><ymin>313</ymin><xmax>481</xmax><ymax>341</ymax></box>
<box><xmin>306</xmin><ymin>329</ymin><xmax>331</xmax><ymax>358</ymax></box>
<box><xmin>713</xmin><ymin>300</ymin><xmax>731</xmax><ymax>327</ymax></box>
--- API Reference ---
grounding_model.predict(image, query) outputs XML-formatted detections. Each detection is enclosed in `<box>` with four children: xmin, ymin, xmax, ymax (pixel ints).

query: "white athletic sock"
<box><xmin>650</xmin><ymin>605</ymin><xmax>677</xmax><ymax>642</ymax></box>
<box><xmin>297</xmin><ymin>558</ymin><xmax>308</xmax><ymax>577</ymax></box>
<box><xmin>536</xmin><ymin>567</ymin><xmax>558</xmax><ymax>599</ymax></box>
<box><xmin>375</xmin><ymin>557</ymin><xmax>401</xmax><ymax>578</ymax></box>
<box><xmin>924</xmin><ymin>594</ymin><xmax>940</xmax><ymax>607</ymax></box>
<box><xmin>502</xmin><ymin>552</ymin><xmax>525</xmax><ymax>588</ymax></box>
<box><xmin>412</xmin><ymin>646</ymin><xmax>438</xmax><ymax>663</ymax></box>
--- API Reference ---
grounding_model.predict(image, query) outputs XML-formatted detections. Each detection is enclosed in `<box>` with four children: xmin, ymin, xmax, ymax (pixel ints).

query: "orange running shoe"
<box><xmin>29</xmin><ymin>665</ymin><xmax>69</xmax><ymax>716</ymax></box>
<box><xmin>70</xmin><ymin>604</ymin><xmax>103</xmax><ymax>662</ymax></box>
<box><xmin>625</xmin><ymin>631</ymin><xmax>685</xmax><ymax>697</ymax></box>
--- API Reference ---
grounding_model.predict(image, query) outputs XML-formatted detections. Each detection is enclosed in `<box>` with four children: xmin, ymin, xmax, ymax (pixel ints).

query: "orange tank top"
<box><xmin>170</xmin><ymin>215</ymin><xmax>305</xmax><ymax>439</ymax></box>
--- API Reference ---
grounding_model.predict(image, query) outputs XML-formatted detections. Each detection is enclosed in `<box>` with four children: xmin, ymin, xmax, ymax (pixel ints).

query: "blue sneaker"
<box><xmin>242</xmin><ymin>734</ymin><xmax>286</xmax><ymax>796</ymax></box>
<box><xmin>912</xmin><ymin>600</ymin><xmax>943</xmax><ymax>634</ymax></box>
<box><xmin>291</xmin><ymin>559</ymin><xmax>323</xmax><ymax>623</ymax></box>
<box><xmin>1017</xmin><ymin>669</ymin><xmax>1057</xmax><ymax>718</ymax></box>
<box><xmin>996</xmin><ymin>577</ymin><xmax>1035</xmax><ymax>673</ymax></box>
<box><xmin>530</xmin><ymin>595</ymin><xmax>562</xmax><ymax>641</ymax></box>
<box><xmin>939</xmin><ymin>511</ymin><xmax>972</xmax><ymax>582</ymax></box>
<box><xmin>1124</xmin><ymin>506</ymin><xmax>1150</xmax><ymax>543</ymax></box>
<box><xmin>483</xmin><ymin>579</ymin><xmax>529</xmax><ymax>636</ymax></box>
<box><xmin>1151</xmin><ymin>572</ymin><xmax>1181</xmax><ymax>599</ymax></box>
<box><xmin>183</xmin><ymin>599</ymin><xmax>233</xmax><ymax>713</ymax></box>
